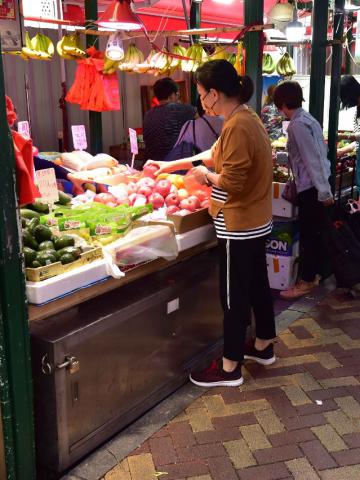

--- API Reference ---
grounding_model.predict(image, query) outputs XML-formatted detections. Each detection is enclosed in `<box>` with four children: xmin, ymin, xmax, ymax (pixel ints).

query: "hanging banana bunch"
<box><xmin>227</xmin><ymin>52</ymin><xmax>236</xmax><ymax>65</ymax></box>
<box><xmin>56</xmin><ymin>34</ymin><xmax>86</xmax><ymax>60</ymax></box>
<box><xmin>262</xmin><ymin>53</ymin><xmax>276</xmax><ymax>74</ymax></box>
<box><xmin>133</xmin><ymin>49</ymin><xmax>156</xmax><ymax>74</ymax></box>
<box><xmin>233</xmin><ymin>42</ymin><xmax>245</xmax><ymax>76</ymax></box>
<box><xmin>276</xmin><ymin>52</ymin><xmax>296</xmax><ymax>76</ymax></box>
<box><xmin>22</xmin><ymin>32</ymin><xmax>54</xmax><ymax>60</ymax></box>
<box><xmin>168</xmin><ymin>43</ymin><xmax>187</xmax><ymax>74</ymax></box>
<box><xmin>118</xmin><ymin>43</ymin><xmax>144</xmax><ymax>72</ymax></box>
<box><xmin>211</xmin><ymin>45</ymin><xmax>228</xmax><ymax>61</ymax></box>
<box><xmin>181</xmin><ymin>44</ymin><xmax>208</xmax><ymax>73</ymax></box>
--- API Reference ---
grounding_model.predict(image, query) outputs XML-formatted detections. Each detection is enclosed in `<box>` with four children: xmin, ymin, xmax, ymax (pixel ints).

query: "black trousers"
<box><xmin>218</xmin><ymin>237</ymin><xmax>276</xmax><ymax>362</ymax></box>
<box><xmin>298</xmin><ymin>187</ymin><xmax>330</xmax><ymax>283</ymax></box>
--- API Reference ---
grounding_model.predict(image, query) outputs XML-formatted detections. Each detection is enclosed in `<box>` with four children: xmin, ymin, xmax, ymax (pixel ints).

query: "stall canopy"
<box><xmin>62</xmin><ymin>0</ymin><xmax>281</xmax><ymax>33</ymax></box>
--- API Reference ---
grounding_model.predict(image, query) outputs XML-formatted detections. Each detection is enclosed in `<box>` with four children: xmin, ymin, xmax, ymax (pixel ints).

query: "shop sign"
<box><xmin>34</xmin><ymin>168</ymin><xmax>59</xmax><ymax>204</ymax></box>
<box><xmin>129</xmin><ymin>128</ymin><xmax>138</xmax><ymax>155</ymax></box>
<box><xmin>0</xmin><ymin>0</ymin><xmax>22</xmax><ymax>51</ymax></box>
<box><xmin>71</xmin><ymin>125</ymin><xmax>87</xmax><ymax>151</ymax></box>
<box><xmin>17</xmin><ymin>120</ymin><xmax>30</xmax><ymax>138</ymax></box>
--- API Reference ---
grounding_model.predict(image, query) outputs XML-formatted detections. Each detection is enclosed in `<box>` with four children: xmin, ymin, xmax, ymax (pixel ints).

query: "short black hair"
<box><xmin>340</xmin><ymin>75</ymin><xmax>360</xmax><ymax>109</ymax></box>
<box><xmin>273</xmin><ymin>81</ymin><xmax>304</xmax><ymax>110</ymax></box>
<box><xmin>195</xmin><ymin>59</ymin><xmax>254</xmax><ymax>104</ymax></box>
<box><xmin>153</xmin><ymin>77</ymin><xmax>179</xmax><ymax>101</ymax></box>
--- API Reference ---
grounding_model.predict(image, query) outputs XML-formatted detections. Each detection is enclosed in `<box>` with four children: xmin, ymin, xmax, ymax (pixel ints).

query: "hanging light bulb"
<box><xmin>97</xmin><ymin>0</ymin><xmax>143</xmax><ymax>31</ymax></box>
<box><xmin>106</xmin><ymin>32</ymin><xmax>125</xmax><ymax>60</ymax></box>
<box><xmin>285</xmin><ymin>0</ymin><xmax>305</xmax><ymax>42</ymax></box>
<box><xmin>267</xmin><ymin>2</ymin><xmax>294</xmax><ymax>32</ymax></box>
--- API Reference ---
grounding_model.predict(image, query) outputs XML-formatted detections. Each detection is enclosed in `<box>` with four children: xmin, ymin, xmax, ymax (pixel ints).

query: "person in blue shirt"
<box><xmin>273</xmin><ymin>81</ymin><xmax>333</xmax><ymax>299</ymax></box>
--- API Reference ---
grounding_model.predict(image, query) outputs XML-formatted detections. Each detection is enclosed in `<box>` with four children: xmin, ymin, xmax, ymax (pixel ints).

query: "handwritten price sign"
<box><xmin>71</xmin><ymin>125</ymin><xmax>87</xmax><ymax>151</ymax></box>
<box><xmin>129</xmin><ymin>128</ymin><xmax>138</xmax><ymax>155</ymax></box>
<box><xmin>35</xmin><ymin>168</ymin><xmax>59</xmax><ymax>203</ymax></box>
<box><xmin>18</xmin><ymin>121</ymin><xmax>30</xmax><ymax>138</ymax></box>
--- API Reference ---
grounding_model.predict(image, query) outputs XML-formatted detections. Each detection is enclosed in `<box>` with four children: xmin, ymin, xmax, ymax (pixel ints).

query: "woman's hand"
<box><xmin>191</xmin><ymin>166</ymin><xmax>208</xmax><ymax>185</ymax></box>
<box><xmin>145</xmin><ymin>160</ymin><xmax>175</xmax><ymax>175</ymax></box>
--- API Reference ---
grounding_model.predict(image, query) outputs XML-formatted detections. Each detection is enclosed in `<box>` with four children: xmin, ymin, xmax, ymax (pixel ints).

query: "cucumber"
<box><xmin>27</xmin><ymin>201</ymin><xmax>49</xmax><ymax>214</ymax></box>
<box><xmin>20</xmin><ymin>209</ymin><xmax>40</xmax><ymax>220</ymax></box>
<box><xmin>56</xmin><ymin>191</ymin><xmax>72</xmax><ymax>205</ymax></box>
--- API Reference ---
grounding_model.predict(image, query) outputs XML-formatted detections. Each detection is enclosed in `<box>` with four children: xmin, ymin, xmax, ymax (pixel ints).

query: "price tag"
<box><xmin>129</xmin><ymin>128</ymin><xmax>138</xmax><ymax>155</ymax></box>
<box><xmin>18</xmin><ymin>121</ymin><xmax>30</xmax><ymax>138</ymax></box>
<box><xmin>71</xmin><ymin>125</ymin><xmax>87</xmax><ymax>151</ymax></box>
<box><xmin>34</xmin><ymin>168</ymin><xmax>59</xmax><ymax>203</ymax></box>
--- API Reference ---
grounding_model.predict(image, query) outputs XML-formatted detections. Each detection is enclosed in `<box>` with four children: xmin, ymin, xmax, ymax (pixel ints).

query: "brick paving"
<box><xmin>102</xmin><ymin>289</ymin><xmax>360</xmax><ymax>480</ymax></box>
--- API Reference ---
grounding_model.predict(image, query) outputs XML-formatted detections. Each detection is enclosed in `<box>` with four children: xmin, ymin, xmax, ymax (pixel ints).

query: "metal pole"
<box><xmin>85</xmin><ymin>0</ymin><xmax>103</xmax><ymax>154</ymax></box>
<box><xmin>190</xmin><ymin>0</ymin><xmax>201</xmax><ymax>105</ymax></box>
<box><xmin>244</xmin><ymin>0</ymin><xmax>264</xmax><ymax>114</ymax></box>
<box><xmin>328</xmin><ymin>0</ymin><xmax>345</xmax><ymax>193</ymax></box>
<box><xmin>0</xmin><ymin>37</ymin><xmax>36</xmax><ymax>480</ymax></box>
<box><xmin>309</xmin><ymin>0</ymin><xmax>328</xmax><ymax>126</ymax></box>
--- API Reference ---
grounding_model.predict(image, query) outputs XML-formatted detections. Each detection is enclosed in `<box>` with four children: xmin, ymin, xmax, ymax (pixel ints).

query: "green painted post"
<box><xmin>190</xmin><ymin>0</ymin><xmax>201</xmax><ymax>105</ymax></box>
<box><xmin>309</xmin><ymin>0</ymin><xmax>328</xmax><ymax>126</ymax></box>
<box><xmin>328</xmin><ymin>0</ymin><xmax>345</xmax><ymax>192</ymax></box>
<box><xmin>244</xmin><ymin>0</ymin><xmax>264</xmax><ymax>115</ymax></box>
<box><xmin>0</xmin><ymin>38</ymin><xmax>36</xmax><ymax>480</ymax></box>
<box><xmin>85</xmin><ymin>0</ymin><xmax>103</xmax><ymax>154</ymax></box>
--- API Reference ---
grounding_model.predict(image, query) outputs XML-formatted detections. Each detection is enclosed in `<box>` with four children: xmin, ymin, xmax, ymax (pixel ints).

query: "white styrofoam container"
<box><xmin>266</xmin><ymin>253</ymin><xmax>299</xmax><ymax>291</ymax></box>
<box><xmin>176</xmin><ymin>224</ymin><xmax>216</xmax><ymax>252</ymax></box>
<box><xmin>272</xmin><ymin>182</ymin><xmax>298</xmax><ymax>218</ymax></box>
<box><xmin>26</xmin><ymin>259</ymin><xmax>109</xmax><ymax>305</ymax></box>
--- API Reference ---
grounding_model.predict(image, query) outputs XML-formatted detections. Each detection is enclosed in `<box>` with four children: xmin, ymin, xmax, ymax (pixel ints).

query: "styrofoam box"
<box><xmin>26</xmin><ymin>259</ymin><xmax>109</xmax><ymax>305</ymax></box>
<box><xmin>176</xmin><ymin>224</ymin><xmax>216</xmax><ymax>252</ymax></box>
<box><xmin>272</xmin><ymin>182</ymin><xmax>298</xmax><ymax>218</ymax></box>
<box><xmin>266</xmin><ymin>253</ymin><xmax>298</xmax><ymax>291</ymax></box>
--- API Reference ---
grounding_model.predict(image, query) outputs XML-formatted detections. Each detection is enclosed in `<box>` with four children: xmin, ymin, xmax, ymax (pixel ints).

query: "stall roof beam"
<box><xmin>85</xmin><ymin>0</ymin><xmax>103</xmax><ymax>154</ymax></box>
<box><xmin>328</xmin><ymin>0</ymin><xmax>345</xmax><ymax>192</ymax></box>
<box><xmin>309</xmin><ymin>0</ymin><xmax>329</xmax><ymax>127</ymax></box>
<box><xmin>0</xmin><ymin>37</ymin><xmax>36</xmax><ymax>480</ymax></box>
<box><xmin>244</xmin><ymin>0</ymin><xmax>264</xmax><ymax>115</ymax></box>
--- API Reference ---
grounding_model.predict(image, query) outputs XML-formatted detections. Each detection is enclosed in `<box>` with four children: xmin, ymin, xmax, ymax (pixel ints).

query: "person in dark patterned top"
<box><xmin>143</xmin><ymin>77</ymin><xmax>195</xmax><ymax>161</ymax></box>
<box><xmin>261</xmin><ymin>84</ymin><xmax>284</xmax><ymax>141</ymax></box>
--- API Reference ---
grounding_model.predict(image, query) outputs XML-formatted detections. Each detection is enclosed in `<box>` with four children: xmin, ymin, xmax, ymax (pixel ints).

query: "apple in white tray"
<box><xmin>154</xmin><ymin>179</ymin><xmax>171</xmax><ymax>198</ymax></box>
<box><xmin>148</xmin><ymin>192</ymin><xmax>165</xmax><ymax>209</ymax></box>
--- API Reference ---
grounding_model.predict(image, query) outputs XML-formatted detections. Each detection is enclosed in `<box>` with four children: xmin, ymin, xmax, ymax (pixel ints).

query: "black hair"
<box><xmin>340</xmin><ymin>75</ymin><xmax>360</xmax><ymax>109</ymax></box>
<box><xmin>273</xmin><ymin>81</ymin><xmax>304</xmax><ymax>110</ymax></box>
<box><xmin>194</xmin><ymin>59</ymin><xmax>254</xmax><ymax>104</ymax></box>
<box><xmin>153</xmin><ymin>77</ymin><xmax>179</xmax><ymax>101</ymax></box>
<box><xmin>196</xmin><ymin>96</ymin><xmax>205</xmax><ymax>117</ymax></box>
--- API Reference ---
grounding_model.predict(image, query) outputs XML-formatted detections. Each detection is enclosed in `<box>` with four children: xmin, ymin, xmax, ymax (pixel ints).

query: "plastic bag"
<box><xmin>104</xmin><ymin>225</ymin><xmax>178</xmax><ymax>267</ymax></box>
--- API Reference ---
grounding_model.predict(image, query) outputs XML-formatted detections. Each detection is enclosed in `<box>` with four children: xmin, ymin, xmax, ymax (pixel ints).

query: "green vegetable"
<box><xmin>38</xmin><ymin>240</ymin><xmax>55</xmax><ymax>251</ymax></box>
<box><xmin>21</xmin><ymin>218</ymin><xmax>28</xmax><ymax>228</ymax></box>
<box><xmin>27</xmin><ymin>217</ymin><xmax>40</xmax><ymax>234</ymax></box>
<box><xmin>33</xmin><ymin>225</ymin><xmax>52</xmax><ymax>243</ymax></box>
<box><xmin>22</xmin><ymin>230</ymin><xmax>39</xmax><ymax>251</ymax></box>
<box><xmin>20</xmin><ymin>209</ymin><xmax>40</xmax><ymax>220</ymax></box>
<box><xmin>60</xmin><ymin>253</ymin><xmax>76</xmax><ymax>265</ymax></box>
<box><xmin>31</xmin><ymin>260</ymin><xmax>42</xmax><ymax>268</ymax></box>
<box><xmin>35</xmin><ymin>251</ymin><xmax>57</xmax><ymax>266</ymax></box>
<box><xmin>27</xmin><ymin>201</ymin><xmax>49</xmax><ymax>214</ymax></box>
<box><xmin>57</xmin><ymin>246</ymin><xmax>81</xmax><ymax>259</ymax></box>
<box><xmin>23</xmin><ymin>247</ymin><xmax>37</xmax><ymax>267</ymax></box>
<box><xmin>54</xmin><ymin>235</ymin><xmax>75</xmax><ymax>250</ymax></box>
<box><xmin>56</xmin><ymin>191</ymin><xmax>72</xmax><ymax>205</ymax></box>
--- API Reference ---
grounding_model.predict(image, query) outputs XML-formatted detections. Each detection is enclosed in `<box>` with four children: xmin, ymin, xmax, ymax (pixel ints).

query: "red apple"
<box><xmin>155</xmin><ymin>179</ymin><xmax>171</xmax><ymax>198</ymax></box>
<box><xmin>128</xmin><ymin>193</ymin><xmax>138</xmax><ymax>206</ymax></box>
<box><xmin>201</xmin><ymin>199</ymin><xmax>210</xmax><ymax>209</ymax></box>
<box><xmin>188</xmin><ymin>195</ymin><xmax>201</xmax><ymax>210</ymax></box>
<box><xmin>180</xmin><ymin>198</ymin><xmax>196</xmax><ymax>212</ymax></box>
<box><xmin>165</xmin><ymin>193</ymin><xmax>180</xmax><ymax>207</ymax></box>
<box><xmin>148</xmin><ymin>192</ymin><xmax>165</xmax><ymax>209</ymax></box>
<box><xmin>193</xmin><ymin>189</ymin><xmax>209</xmax><ymax>202</ymax></box>
<box><xmin>178</xmin><ymin>188</ymin><xmax>189</xmax><ymax>201</ymax></box>
<box><xmin>166</xmin><ymin>205</ymin><xmax>180</xmax><ymax>215</ymax></box>
<box><xmin>126</xmin><ymin>182</ymin><xmax>138</xmax><ymax>195</ymax></box>
<box><xmin>133</xmin><ymin>194</ymin><xmax>147</xmax><ymax>207</ymax></box>
<box><xmin>137</xmin><ymin>185</ymin><xmax>153</xmax><ymax>198</ymax></box>
<box><xmin>142</xmin><ymin>164</ymin><xmax>158</xmax><ymax>179</ymax></box>
<box><xmin>137</xmin><ymin>177</ymin><xmax>156</xmax><ymax>189</ymax></box>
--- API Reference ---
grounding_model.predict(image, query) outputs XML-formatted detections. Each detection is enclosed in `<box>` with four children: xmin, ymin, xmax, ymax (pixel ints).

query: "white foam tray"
<box><xmin>176</xmin><ymin>224</ymin><xmax>216</xmax><ymax>252</ymax></box>
<box><xmin>26</xmin><ymin>259</ymin><xmax>109</xmax><ymax>305</ymax></box>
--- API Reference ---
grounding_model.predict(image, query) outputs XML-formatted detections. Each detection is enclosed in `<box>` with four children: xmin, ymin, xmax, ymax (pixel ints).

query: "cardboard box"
<box><xmin>26</xmin><ymin>247</ymin><xmax>103</xmax><ymax>282</ymax></box>
<box><xmin>168</xmin><ymin>208</ymin><xmax>212</xmax><ymax>234</ymax></box>
<box><xmin>266</xmin><ymin>217</ymin><xmax>299</xmax><ymax>257</ymax></box>
<box><xmin>266</xmin><ymin>253</ymin><xmax>298</xmax><ymax>291</ymax></box>
<box><xmin>272</xmin><ymin>182</ymin><xmax>298</xmax><ymax>218</ymax></box>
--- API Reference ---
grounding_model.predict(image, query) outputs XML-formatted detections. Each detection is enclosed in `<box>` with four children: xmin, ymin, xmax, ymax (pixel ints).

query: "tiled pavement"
<box><xmin>66</xmin><ymin>288</ymin><xmax>360</xmax><ymax>480</ymax></box>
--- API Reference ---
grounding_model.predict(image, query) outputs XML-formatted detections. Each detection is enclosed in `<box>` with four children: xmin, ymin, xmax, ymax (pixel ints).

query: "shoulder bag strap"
<box><xmin>175</xmin><ymin>121</ymin><xmax>191</xmax><ymax>146</ymax></box>
<box><xmin>201</xmin><ymin>116</ymin><xmax>219</xmax><ymax>139</ymax></box>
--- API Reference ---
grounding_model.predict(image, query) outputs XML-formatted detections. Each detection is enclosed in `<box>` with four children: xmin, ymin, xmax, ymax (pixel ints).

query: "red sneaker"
<box><xmin>190</xmin><ymin>360</ymin><xmax>243</xmax><ymax>388</ymax></box>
